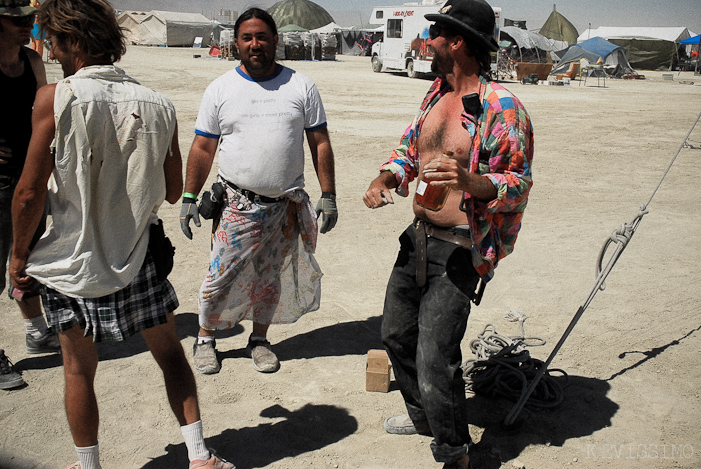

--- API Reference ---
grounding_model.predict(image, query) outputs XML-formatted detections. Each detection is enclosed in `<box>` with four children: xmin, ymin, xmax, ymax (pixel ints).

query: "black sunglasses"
<box><xmin>8</xmin><ymin>15</ymin><xmax>35</xmax><ymax>28</ymax></box>
<box><xmin>428</xmin><ymin>24</ymin><xmax>443</xmax><ymax>40</ymax></box>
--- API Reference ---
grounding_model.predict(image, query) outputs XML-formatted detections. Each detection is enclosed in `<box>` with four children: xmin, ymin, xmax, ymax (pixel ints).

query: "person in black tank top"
<box><xmin>0</xmin><ymin>1</ymin><xmax>56</xmax><ymax>392</ymax></box>
<box><xmin>0</xmin><ymin>47</ymin><xmax>37</xmax><ymax>177</ymax></box>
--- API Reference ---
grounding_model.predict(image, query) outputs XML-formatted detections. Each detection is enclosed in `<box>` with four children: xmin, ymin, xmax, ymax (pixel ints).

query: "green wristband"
<box><xmin>183</xmin><ymin>192</ymin><xmax>198</xmax><ymax>201</ymax></box>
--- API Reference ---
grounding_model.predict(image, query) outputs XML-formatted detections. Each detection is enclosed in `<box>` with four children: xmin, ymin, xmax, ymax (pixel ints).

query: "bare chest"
<box><xmin>417</xmin><ymin>96</ymin><xmax>472</xmax><ymax>167</ymax></box>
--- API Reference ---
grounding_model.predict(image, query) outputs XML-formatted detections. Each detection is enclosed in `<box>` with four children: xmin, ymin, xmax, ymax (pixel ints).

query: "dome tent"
<box><xmin>550</xmin><ymin>37</ymin><xmax>637</xmax><ymax>78</ymax></box>
<box><xmin>268</xmin><ymin>0</ymin><xmax>335</xmax><ymax>32</ymax></box>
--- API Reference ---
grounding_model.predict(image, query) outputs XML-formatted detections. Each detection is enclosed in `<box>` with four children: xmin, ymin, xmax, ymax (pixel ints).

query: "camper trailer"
<box><xmin>369</xmin><ymin>0</ymin><xmax>502</xmax><ymax>78</ymax></box>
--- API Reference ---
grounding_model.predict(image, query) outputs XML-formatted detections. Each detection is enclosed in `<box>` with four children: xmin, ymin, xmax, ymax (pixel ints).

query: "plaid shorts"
<box><xmin>42</xmin><ymin>250</ymin><xmax>179</xmax><ymax>342</ymax></box>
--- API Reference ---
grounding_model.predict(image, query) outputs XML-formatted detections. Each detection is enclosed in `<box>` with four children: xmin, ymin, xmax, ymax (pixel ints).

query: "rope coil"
<box><xmin>462</xmin><ymin>311</ymin><xmax>566</xmax><ymax>412</ymax></box>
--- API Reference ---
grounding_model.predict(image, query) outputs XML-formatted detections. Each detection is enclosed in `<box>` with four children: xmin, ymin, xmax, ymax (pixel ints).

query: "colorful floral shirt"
<box><xmin>380</xmin><ymin>74</ymin><xmax>534</xmax><ymax>282</ymax></box>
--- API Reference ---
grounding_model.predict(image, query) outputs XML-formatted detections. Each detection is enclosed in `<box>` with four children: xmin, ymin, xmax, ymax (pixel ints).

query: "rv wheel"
<box><xmin>407</xmin><ymin>60</ymin><xmax>419</xmax><ymax>79</ymax></box>
<box><xmin>372</xmin><ymin>55</ymin><xmax>382</xmax><ymax>73</ymax></box>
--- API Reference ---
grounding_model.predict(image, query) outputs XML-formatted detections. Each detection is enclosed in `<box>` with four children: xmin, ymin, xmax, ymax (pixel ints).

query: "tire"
<box><xmin>406</xmin><ymin>60</ymin><xmax>418</xmax><ymax>79</ymax></box>
<box><xmin>371</xmin><ymin>55</ymin><xmax>382</xmax><ymax>73</ymax></box>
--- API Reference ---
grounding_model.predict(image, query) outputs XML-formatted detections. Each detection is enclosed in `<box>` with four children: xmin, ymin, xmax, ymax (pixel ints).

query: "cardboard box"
<box><xmin>366</xmin><ymin>349</ymin><xmax>392</xmax><ymax>393</ymax></box>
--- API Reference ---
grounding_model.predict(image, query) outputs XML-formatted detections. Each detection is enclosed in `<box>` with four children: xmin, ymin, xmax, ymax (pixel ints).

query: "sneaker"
<box><xmin>193</xmin><ymin>339</ymin><xmax>220</xmax><ymax>374</ymax></box>
<box><xmin>0</xmin><ymin>349</ymin><xmax>25</xmax><ymax>390</ymax></box>
<box><xmin>26</xmin><ymin>330</ymin><xmax>61</xmax><ymax>354</ymax></box>
<box><xmin>64</xmin><ymin>462</ymin><xmax>81</xmax><ymax>469</ymax></box>
<box><xmin>189</xmin><ymin>454</ymin><xmax>235</xmax><ymax>469</ymax></box>
<box><xmin>245</xmin><ymin>338</ymin><xmax>279</xmax><ymax>373</ymax></box>
<box><xmin>383</xmin><ymin>414</ymin><xmax>432</xmax><ymax>436</ymax></box>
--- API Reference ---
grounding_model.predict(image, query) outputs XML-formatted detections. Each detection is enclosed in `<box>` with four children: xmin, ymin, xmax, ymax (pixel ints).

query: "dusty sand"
<box><xmin>1</xmin><ymin>48</ymin><xmax>701</xmax><ymax>469</ymax></box>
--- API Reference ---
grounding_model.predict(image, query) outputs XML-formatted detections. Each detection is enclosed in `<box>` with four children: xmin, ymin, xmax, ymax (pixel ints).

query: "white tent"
<box><xmin>117</xmin><ymin>11</ymin><xmax>148</xmax><ymax>45</ymax></box>
<box><xmin>577</xmin><ymin>26</ymin><xmax>692</xmax><ymax>70</ymax></box>
<box><xmin>577</xmin><ymin>26</ymin><xmax>692</xmax><ymax>43</ymax></box>
<box><xmin>139</xmin><ymin>11</ymin><xmax>213</xmax><ymax>47</ymax></box>
<box><xmin>310</xmin><ymin>22</ymin><xmax>346</xmax><ymax>33</ymax></box>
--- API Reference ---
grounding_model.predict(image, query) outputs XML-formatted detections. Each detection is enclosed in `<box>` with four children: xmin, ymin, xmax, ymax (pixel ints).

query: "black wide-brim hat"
<box><xmin>0</xmin><ymin>0</ymin><xmax>37</xmax><ymax>17</ymax></box>
<box><xmin>425</xmin><ymin>0</ymin><xmax>498</xmax><ymax>52</ymax></box>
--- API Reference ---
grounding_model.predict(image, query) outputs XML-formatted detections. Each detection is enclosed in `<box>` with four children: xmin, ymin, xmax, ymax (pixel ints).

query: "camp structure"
<box><xmin>501</xmin><ymin>26</ymin><xmax>567</xmax><ymax>63</ymax></box>
<box><xmin>679</xmin><ymin>34</ymin><xmax>700</xmax><ymax>73</ymax></box>
<box><xmin>551</xmin><ymin>36</ymin><xmax>637</xmax><ymax>78</ymax></box>
<box><xmin>268</xmin><ymin>0</ymin><xmax>335</xmax><ymax>32</ymax></box>
<box><xmin>212</xmin><ymin>21</ymin><xmax>235</xmax><ymax>45</ymax></box>
<box><xmin>578</xmin><ymin>27</ymin><xmax>693</xmax><ymax>70</ymax></box>
<box><xmin>139</xmin><ymin>11</ymin><xmax>213</xmax><ymax>47</ymax></box>
<box><xmin>279</xmin><ymin>24</ymin><xmax>309</xmax><ymax>32</ymax></box>
<box><xmin>308</xmin><ymin>23</ymin><xmax>368</xmax><ymax>56</ymax></box>
<box><xmin>117</xmin><ymin>10</ymin><xmax>148</xmax><ymax>45</ymax></box>
<box><xmin>538</xmin><ymin>5</ymin><xmax>578</xmax><ymax>45</ymax></box>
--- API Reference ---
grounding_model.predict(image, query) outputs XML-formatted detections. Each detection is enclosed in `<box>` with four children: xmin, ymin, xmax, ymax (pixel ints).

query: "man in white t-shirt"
<box><xmin>180</xmin><ymin>7</ymin><xmax>337</xmax><ymax>375</ymax></box>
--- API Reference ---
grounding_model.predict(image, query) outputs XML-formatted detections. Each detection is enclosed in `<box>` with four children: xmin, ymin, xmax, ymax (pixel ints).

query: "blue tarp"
<box><xmin>680</xmin><ymin>34</ymin><xmax>700</xmax><ymax>45</ymax></box>
<box><xmin>578</xmin><ymin>36</ymin><xmax>624</xmax><ymax>58</ymax></box>
<box><xmin>551</xmin><ymin>36</ymin><xmax>636</xmax><ymax>77</ymax></box>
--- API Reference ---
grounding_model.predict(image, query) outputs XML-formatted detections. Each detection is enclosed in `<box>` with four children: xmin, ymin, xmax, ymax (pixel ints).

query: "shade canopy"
<box><xmin>538</xmin><ymin>7</ymin><xmax>578</xmax><ymax>45</ymax></box>
<box><xmin>680</xmin><ymin>34</ymin><xmax>701</xmax><ymax>45</ymax></box>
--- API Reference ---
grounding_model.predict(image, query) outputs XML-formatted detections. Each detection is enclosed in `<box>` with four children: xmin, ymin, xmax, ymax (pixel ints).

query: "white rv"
<box><xmin>369</xmin><ymin>0</ymin><xmax>502</xmax><ymax>78</ymax></box>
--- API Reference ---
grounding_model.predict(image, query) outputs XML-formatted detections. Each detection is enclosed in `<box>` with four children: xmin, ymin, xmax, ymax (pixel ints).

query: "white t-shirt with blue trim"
<box><xmin>195</xmin><ymin>65</ymin><xmax>327</xmax><ymax>198</ymax></box>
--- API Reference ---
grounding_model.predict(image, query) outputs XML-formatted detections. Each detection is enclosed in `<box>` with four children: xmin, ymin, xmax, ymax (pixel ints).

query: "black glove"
<box><xmin>315</xmin><ymin>192</ymin><xmax>337</xmax><ymax>234</ymax></box>
<box><xmin>180</xmin><ymin>197</ymin><xmax>201</xmax><ymax>240</ymax></box>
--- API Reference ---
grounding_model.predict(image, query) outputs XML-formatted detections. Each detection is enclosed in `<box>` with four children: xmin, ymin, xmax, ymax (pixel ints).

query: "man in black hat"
<box><xmin>363</xmin><ymin>0</ymin><xmax>534</xmax><ymax>467</ymax></box>
<box><xmin>0</xmin><ymin>0</ymin><xmax>57</xmax><ymax>391</ymax></box>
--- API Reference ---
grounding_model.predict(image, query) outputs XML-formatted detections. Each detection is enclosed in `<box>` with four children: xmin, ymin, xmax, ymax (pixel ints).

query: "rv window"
<box><xmin>387</xmin><ymin>19</ymin><xmax>402</xmax><ymax>39</ymax></box>
<box><xmin>376</xmin><ymin>11</ymin><xmax>383</xmax><ymax>19</ymax></box>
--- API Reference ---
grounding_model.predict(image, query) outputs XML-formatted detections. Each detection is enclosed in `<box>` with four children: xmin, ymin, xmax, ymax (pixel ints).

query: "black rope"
<box><xmin>462</xmin><ymin>315</ymin><xmax>567</xmax><ymax>411</ymax></box>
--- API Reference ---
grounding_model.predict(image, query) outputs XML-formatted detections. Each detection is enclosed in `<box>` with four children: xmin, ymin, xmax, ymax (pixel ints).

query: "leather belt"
<box><xmin>415</xmin><ymin>219</ymin><xmax>472</xmax><ymax>288</ymax></box>
<box><xmin>221</xmin><ymin>178</ymin><xmax>285</xmax><ymax>204</ymax></box>
<box><xmin>424</xmin><ymin>224</ymin><xmax>473</xmax><ymax>249</ymax></box>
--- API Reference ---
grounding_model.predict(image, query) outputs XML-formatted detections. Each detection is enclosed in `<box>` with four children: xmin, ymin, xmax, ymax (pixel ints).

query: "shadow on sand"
<box><xmin>141</xmin><ymin>403</ymin><xmax>358</xmax><ymax>469</ymax></box>
<box><xmin>14</xmin><ymin>313</ymin><xmax>244</xmax><ymax>370</ymax></box>
<box><xmin>215</xmin><ymin>315</ymin><xmax>384</xmax><ymax>365</ymax></box>
<box><xmin>466</xmin><ymin>375</ymin><xmax>618</xmax><ymax>468</ymax></box>
<box><xmin>14</xmin><ymin>312</ymin><xmax>384</xmax><ymax>374</ymax></box>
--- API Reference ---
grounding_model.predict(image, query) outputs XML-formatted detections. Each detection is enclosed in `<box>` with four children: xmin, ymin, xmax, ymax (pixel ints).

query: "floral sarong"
<box><xmin>198</xmin><ymin>184</ymin><xmax>322</xmax><ymax>330</ymax></box>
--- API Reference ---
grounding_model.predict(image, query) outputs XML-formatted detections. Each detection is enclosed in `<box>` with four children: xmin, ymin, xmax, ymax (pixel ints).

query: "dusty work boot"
<box><xmin>245</xmin><ymin>337</ymin><xmax>279</xmax><ymax>373</ymax></box>
<box><xmin>189</xmin><ymin>453</ymin><xmax>235</xmax><ymax>469</ymax></box>
<box><xmin>26</xmin><ymin>330</ymin><xmax>61</xmax><ymax>354</ymax></box>
<box><xmin>192</xmin><ymin>339</ymin><xmax>220</xmax><ymax>374</ymax></box>
<box><xmin>0</xmin><ymin>349</ymin><xmax>25</xmax><ymax>390</ymax></box>
<box><xmin>383</xmin><ymin>414</ymin><xmax>432</xmax><ymax>436</ymax></box>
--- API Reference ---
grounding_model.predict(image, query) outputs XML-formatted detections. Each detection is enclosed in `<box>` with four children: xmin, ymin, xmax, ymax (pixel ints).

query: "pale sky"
<box><xmin>109</xmin><ymin>0</ymin><xmax>701</xmax><ymax>36</ymax></box>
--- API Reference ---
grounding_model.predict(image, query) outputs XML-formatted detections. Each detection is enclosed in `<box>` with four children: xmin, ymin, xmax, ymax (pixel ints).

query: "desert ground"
<box><xmin>1</xmin><ymin>48</ymin><xmax>701</xmax><ymax>469</ymax></box>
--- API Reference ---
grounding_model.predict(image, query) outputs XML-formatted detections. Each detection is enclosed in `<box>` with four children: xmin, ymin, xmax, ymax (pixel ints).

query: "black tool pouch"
<box><xmin>199</xmin><ymin>182</ymin><xmax>226</xmax><ymax>220</ymax></box>
<box><xmin>149</xmin><ymin>219</ymin><xmax>175</xmax><ymax>281</ymax></box>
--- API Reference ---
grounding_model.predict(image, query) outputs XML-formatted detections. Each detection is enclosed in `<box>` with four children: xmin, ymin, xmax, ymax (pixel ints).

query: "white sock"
<box><xmin>181</xmin><ymin>420</ymin><xmax>210</xmax><ymax>462</ymax></box>
<box><xmin>196</xmin><ymin>336</ymin><xmax>214</xmax><ymax>345</ymax></box>
<box><xmin>25</xmin><ymin>316</ymin><xmax>49</xmax><ymax>339</ymax></box>
<box><xmin>75</xmin><ymin>443</ymin><xmax>101</xmax><ymax>469</ymax></box>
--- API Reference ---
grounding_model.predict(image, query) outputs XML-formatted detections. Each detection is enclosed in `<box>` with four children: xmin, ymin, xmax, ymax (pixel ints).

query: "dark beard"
<box><xmin>241</xmin><ymin>51</ymin><xmax>275</xmax><ymax>76</ymax></box>
<box><xmin>431</xmin><ymin>50</ymin><xmax>453</xmax><ymax>75</ymax></box>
